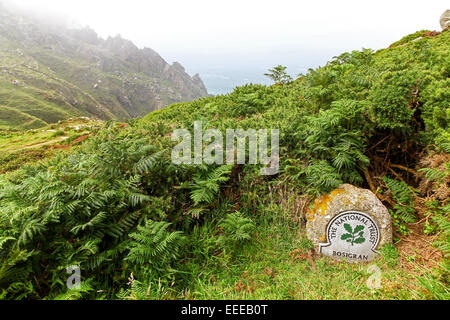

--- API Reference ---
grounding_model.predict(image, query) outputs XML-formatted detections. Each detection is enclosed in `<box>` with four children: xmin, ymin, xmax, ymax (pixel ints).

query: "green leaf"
<box><xmin>341</xmin><ymin>233</ymin><xmax>353</xmax><ymax>240</ymax></box>
<box><xmin>344</xmin><ymin>223</ymin><xmax>353</xmax><ymax>234</ymax></box>
<box><xmin>353</xmin><ymin>225</ymin><xmax>364</xmax><ymax>234</ymax></box>
<box><xmin>354</xmin><ymin>237</ymin><xmax>366</xmax><ymax>244</ymax></box>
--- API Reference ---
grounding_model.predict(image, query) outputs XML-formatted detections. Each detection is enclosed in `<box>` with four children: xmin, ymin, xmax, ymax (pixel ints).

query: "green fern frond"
<box><xmin>190</xmin><ymin>165</ymin><xmax>232</xmax><ymax>205</ymax></box>
<box><xmin>126</xmin><ymin>220</ymin><xmax>185</xmax><ymax>269</ymax></box>
<box><xmin>219</xmin><ymin>211</ymin><xmax>255</xmax><ymax>243</ymax></box>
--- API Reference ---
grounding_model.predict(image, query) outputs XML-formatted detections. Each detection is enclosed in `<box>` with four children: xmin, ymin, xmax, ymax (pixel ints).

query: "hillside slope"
<box><xmin>0</xmin><ymin>4</ymin><xmax>208</xmax><ymax>130</ymax></box>
<box><xmin>0</xmin><ymin>30</ymin><xmax>448</xmax><ymax>300</ymax></box>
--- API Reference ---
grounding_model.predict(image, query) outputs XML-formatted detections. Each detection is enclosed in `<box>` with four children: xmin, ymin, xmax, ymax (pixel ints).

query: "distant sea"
<box><xmin>198</xmin><ymin>66</ymin><xmax>308</xmax><ymax>96</ymax></box>
<box><xmin>200</xmin><ymin>70</ymin><xmax>270</xmax><ymax>95</ymax></box>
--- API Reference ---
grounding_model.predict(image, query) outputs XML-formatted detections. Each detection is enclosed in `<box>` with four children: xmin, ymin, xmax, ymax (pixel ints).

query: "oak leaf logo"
<box><xmin>340</xmin><ymin>224</ymin><xmax>365</xmax><ymax>245</ymax></box>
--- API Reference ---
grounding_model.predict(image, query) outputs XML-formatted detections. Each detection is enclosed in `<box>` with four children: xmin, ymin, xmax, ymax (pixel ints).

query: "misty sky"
<box><xmin>3</xmin><ymin>0</ymin><xmax>448</xmax><ymax>93</ymax></box>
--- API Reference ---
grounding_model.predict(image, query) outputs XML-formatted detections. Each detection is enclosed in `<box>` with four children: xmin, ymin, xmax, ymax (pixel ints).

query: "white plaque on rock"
<box><xmin>319</xmin><ymin>211</ymin><xmax>380</xmax><ymax>262</ymax></box>
<box><xmin>306</xmin><ymin>184</ymin><xmax>392</xmax><ymax>263</ymax></box>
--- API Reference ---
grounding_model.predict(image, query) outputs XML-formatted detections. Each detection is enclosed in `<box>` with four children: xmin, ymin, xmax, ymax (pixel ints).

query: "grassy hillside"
<box><xmin>0</xmin><ymin>118</ymin><xmax>104</xmax><ymax>173</ymax></box>
<box><xmin>0</xmin><ymin>30</ymin><xmax>448</xmax><ymax>300</ymax></box>
<box><xmin>0</xmin><ymin>105</ymin><xmax>47</xmax><ymax>130</ymax></box>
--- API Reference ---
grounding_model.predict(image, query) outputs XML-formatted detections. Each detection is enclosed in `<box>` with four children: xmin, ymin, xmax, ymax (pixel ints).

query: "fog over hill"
<box><xmin>2</xmin><ymin>0</ymin><xmax>447</xmax><ymax>96</ymax></box>
<box><xmin>0</xmin><ymin>2</ymin><xmax>208</xmax><ymax>129</ymax></box>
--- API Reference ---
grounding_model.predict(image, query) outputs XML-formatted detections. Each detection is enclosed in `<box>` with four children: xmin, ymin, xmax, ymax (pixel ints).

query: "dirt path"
<box><xmin>2</xmin><ymin>136</ymin><xmax>69</xmax><ymax>152</ymax></box>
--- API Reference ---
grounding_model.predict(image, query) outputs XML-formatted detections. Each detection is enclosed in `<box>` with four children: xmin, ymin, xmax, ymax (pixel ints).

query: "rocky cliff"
<box><xmin>0</xmin><ymin>4</ymin><xmax>208</xmax><ymax>129</ymax></box>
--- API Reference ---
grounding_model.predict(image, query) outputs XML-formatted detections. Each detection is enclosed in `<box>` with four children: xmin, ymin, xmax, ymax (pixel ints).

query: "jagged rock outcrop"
<box><xmin>0</xmin><ymin>4</ymin><xmax>208</xmax><ymax>129</ymax></box>
<box><xmin>440</xmin><ymin>9</ymin><xmax>450</xmax><ymax>30</ymax></box>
